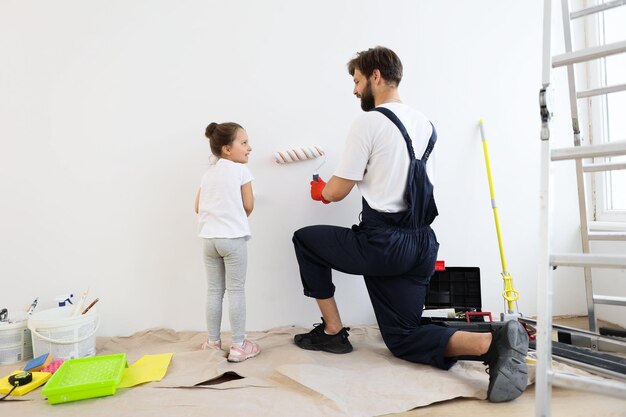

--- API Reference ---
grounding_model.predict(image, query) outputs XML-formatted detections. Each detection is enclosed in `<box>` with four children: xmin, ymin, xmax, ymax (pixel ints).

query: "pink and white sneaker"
<box><xmin>227</xmin><ymin>339</ymin><xmax>260</xmax><ymax>362</ymax></box>
<box><xmin>201</xmin><ymin>340</ymin><xmax>222</xmax><ymax>351</ymax></box>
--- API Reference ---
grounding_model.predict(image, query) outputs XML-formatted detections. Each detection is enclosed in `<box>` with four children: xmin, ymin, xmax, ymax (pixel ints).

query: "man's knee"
<box><xmin>292</xmin><ymin>229</ymin><xmax>302</xmax><ymax>245</ymax></box>
<box><xmin>292</xmin><ymin>226</ymin><xmax>316</xmax><ymax>246</ymax></box>
<box><xmin>378</xmin><ymin>330</ymin><xmax>403</xmax><ymax>355</ymax></box>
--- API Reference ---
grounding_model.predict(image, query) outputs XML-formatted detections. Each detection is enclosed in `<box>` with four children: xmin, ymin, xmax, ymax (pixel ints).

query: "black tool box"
<box><xmin>422</xmin><ymin>267</ymin><xmax>486</xmax><ymax>323</ymax></box>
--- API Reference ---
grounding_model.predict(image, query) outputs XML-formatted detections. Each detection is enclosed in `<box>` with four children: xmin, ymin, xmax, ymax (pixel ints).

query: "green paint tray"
<box><xmin>42</xmin><ymin>353</ymin><xmax>127</xmax><ymax>404</ymax></box>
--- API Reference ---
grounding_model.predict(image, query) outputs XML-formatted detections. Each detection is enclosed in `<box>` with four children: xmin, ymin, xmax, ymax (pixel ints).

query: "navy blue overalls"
<box><xmin>293</xmin><ymin>107</ymin><xmax>458</xmax><ymax>370</ymax></box>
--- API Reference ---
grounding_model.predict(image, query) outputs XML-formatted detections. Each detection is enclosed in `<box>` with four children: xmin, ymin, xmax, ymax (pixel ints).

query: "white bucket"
<box><xmin>27</xmin><ymin>306</ymin><xmax>99</xmax><ymax>360</ymax></box>
<box><xmin>0</xmin><ymin>320</ymin><xmax>33</xmax><ymax>365</ymax></box>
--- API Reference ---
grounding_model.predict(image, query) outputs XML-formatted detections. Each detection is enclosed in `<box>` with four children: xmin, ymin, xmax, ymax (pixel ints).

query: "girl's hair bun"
<box><xmin>205</xmin><ymin>122</ymin><xmax>218</xmax><ymax>139</ymax></box>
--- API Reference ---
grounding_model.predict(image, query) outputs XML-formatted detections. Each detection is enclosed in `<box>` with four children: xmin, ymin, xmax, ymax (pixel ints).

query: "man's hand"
<box><xmin>310</xmin><ymin>177</ymin><xmax>330</xmax><ymax>204</ymax></box>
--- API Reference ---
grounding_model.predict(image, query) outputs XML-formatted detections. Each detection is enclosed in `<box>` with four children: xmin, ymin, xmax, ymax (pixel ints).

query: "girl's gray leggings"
<box><xmin>202</xmin><ymin>237</ymin><xmax>247</xmax><ymax>344</ymax></box>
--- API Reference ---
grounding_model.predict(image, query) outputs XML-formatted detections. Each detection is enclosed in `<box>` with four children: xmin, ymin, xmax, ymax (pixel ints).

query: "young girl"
<box><xmin>195</xmin><ymin>121</ymin><xmax>260</xmax><ymax>363</ymax></box>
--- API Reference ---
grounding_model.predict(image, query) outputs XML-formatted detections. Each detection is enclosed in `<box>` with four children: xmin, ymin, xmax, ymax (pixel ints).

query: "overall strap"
<box><xmin>421</xmin><ymin>124</ymin><xmax>437</xmax><ymax>162</ymax></box>
<box><xmin>371</xmin><ymin>107</ymin><xmax>437</xmax><ymax>162</ymax></box>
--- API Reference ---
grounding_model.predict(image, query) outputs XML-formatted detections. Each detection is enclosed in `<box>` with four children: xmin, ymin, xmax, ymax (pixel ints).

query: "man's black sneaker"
<box><xmin>483</xmin><ymin>320</ymin><xmax>529</xmax><ymax>402</ymax></box>
<box><xmin>294</xmin><ymin>318</ymin><xmax>353</xmax><ymax>354</ymax></box>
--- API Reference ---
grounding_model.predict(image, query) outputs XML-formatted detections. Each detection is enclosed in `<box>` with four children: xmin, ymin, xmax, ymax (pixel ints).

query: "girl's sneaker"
<box><xmin>227</xmin><ymin>339</ymin><xmax>260</xmax><ymax>362</ymax></box>
<box><xmin>201</xmin><ymin>340</ymin><xmax>222</xmax><ymax>351</ymax></box>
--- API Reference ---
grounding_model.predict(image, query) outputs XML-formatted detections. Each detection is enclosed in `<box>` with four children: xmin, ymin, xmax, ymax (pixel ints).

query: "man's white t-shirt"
<box><xmin>334</xmin><ymin>103</ymin><xmax>434</xmax><ymax>213</ymax></box>
<box><xmin>198</xmin><ymin>158</ymin><xmax>254</xmax><ymax>239</ymax></box>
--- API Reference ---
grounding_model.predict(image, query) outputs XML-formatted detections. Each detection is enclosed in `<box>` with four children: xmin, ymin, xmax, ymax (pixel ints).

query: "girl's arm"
<box><xmin>195</xmin><ymin>188</ymin><xmax>200</xmax><ymax>214</ymax></box>
<box><xmin>241</xmin><ymin>182</ymin><xmax>254</xmax><ymax>216</ymax></box>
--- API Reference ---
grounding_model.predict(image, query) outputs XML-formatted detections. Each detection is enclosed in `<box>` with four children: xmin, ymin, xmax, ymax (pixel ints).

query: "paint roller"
<box><xmin>274</xmin><ymin>146</ymin><xmax>326</xmax><ymax>180</ymax></box>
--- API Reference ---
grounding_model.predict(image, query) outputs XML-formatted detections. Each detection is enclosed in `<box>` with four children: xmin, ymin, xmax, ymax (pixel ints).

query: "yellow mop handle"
<box><xmin>478</xmin><ymin>119</ymin><xmax>520</xmax><ymax>313</ymax></box>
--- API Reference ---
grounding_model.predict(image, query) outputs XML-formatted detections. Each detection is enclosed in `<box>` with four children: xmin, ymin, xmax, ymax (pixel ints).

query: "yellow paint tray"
<box><xmin>42</xmin><ymin>353</ymin><xmax>127</xmax><ymax>404</ymax></box>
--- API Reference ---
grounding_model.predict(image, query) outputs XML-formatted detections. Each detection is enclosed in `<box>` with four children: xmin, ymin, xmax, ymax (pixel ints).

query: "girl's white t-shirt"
<box><xmin>333</xmin><ymin>103</ymin><xmax>434</xmax><ymax>213</ymax></box>
<box><xmin>198</xmin><ymin>158</ymin><xmax>254</xmax><ymax>239</ymax></box>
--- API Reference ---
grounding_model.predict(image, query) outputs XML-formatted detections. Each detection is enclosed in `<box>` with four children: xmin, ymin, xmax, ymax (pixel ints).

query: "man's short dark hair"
<box><xmin>347</xmin><ymin>46</ymin><xmax>403</xmax><ymax>87</ymax></box>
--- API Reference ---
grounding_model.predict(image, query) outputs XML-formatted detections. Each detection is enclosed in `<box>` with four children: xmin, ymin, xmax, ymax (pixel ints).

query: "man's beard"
<box><xmin>360</xmin><ymin>80</ymin><xmax>375</xmax><ymax>111</ymax></box>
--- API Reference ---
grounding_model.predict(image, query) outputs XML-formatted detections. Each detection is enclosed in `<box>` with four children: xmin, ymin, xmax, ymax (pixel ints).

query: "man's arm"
<box><xmin>321</xmin><ymin>176</ymin><xmax>357</xmax><ymax>202</ymax></box>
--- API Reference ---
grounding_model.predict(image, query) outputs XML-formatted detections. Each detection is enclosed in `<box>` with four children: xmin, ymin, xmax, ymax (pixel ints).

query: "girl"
<box><xmin>195</xmin><ymin>121</ymin><xmax>260</xmax><ymax>363</ymax></box>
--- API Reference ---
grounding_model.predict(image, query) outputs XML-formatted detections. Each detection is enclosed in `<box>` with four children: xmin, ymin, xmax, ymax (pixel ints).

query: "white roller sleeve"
<box><xmin>274</xmin><ymin>146</ymin><xmax>325</xmax><ymax>164</ymax></box>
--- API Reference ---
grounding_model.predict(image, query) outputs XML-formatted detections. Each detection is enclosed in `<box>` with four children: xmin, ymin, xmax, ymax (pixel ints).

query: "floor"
<box><xmin>396</xmin><ymin>316</ymin><xmax>626</xmax><ymax>417</ymax></box>
<box><xmin>2</xmin><ymin>316</ymin><xmax>625</xmax><ymax>417</ymax></box>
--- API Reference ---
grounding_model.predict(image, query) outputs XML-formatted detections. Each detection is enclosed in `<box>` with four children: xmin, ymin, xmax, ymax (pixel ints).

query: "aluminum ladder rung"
<box><xmin>577</xmin><ymin>83</ymin><xmax>626</xmax><ymax>98</ymax></box>
<box><xmin>522</xmin><ymin>317</ymin><xmax>626</xmax><ymax>352</ymax></box>
<box><xmin>588</xmin><ymin>231</ymin><xmax>626</xmax><ymax>241</ymax></box>
<box><xmin>583</xmin><ymin>161</ymin><xmax>626</xmax><ymax>172</ymax></box>
<box><xmin>551</xmin><ymin>370</ymin><xmax>626</xmax><ymax>398</ymax></box>
<box><xmin>552</xmin><ymin>40</ymin><xmax>626</xmax><ymax>67</ymax></box>
<box><xmin>550</xmin><ymin>253</ymin><xmax>626</xmax><ymax>268</ymax></box>
<box><xmin>555</xmin><ymin>356</ymin><xmax>626</xmax><ymax>382</ymax></box>
<box><xmin>570</xmin><ymin>0</ymin><xmax>626</xmax><ymax>19</ymax></box>
<box><xmin>594</xmin><ymin>295</ymin><xmax>626</xmax><ymax>307</ymax></box>
<box><xmin>551</xmin><ymin>140</ymin><xmax>626</xmax><ymax>161</ymax></box>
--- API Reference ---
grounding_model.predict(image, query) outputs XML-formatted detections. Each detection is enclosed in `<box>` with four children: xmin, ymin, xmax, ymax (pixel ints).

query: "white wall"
<box><xmin>3</xmin><ymin>0</ymin><xmax>612</xmax><ymax>337</ymax></box>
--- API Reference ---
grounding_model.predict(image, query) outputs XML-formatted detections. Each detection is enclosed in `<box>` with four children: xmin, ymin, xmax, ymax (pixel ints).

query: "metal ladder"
<box><xmin>553</xmin><ymin>0</ymin><xmax>626</xmax><ymax>334</ymax></box>
<box><xmin>538</xmin><ymin>0</ymin><xmax>626</xmax><ymax>415</ymax></box>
